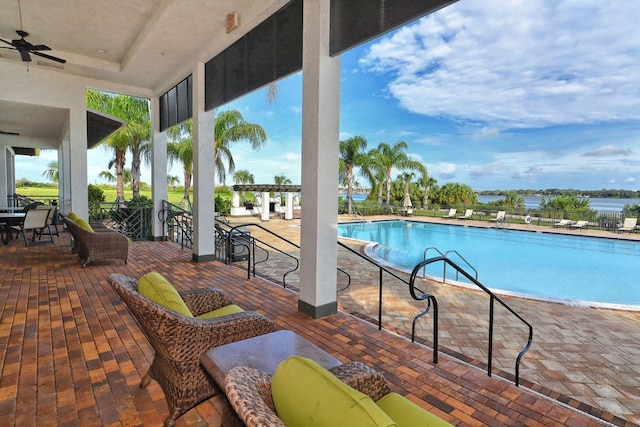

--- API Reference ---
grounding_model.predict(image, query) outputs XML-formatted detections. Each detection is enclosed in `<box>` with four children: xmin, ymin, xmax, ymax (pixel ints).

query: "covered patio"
<box><xmin>0</xmin><ymin>231</ymin><xmax>626</xmax><ymax>426</ymax></box>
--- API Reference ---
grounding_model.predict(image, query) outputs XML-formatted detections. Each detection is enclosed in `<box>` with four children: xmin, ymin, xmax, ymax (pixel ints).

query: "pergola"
<box><xmin>0</xmin><ymin>0</ymin><xmax>456</xmax><ymax>318</ymax></box>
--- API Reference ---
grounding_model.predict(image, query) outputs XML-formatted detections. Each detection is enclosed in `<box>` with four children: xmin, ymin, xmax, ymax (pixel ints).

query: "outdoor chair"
<box><xmin>442</xmin><ymin>208</ymin><xmax>457</xmax><ymax>219</ymax></box>
<box><xmin>458</xmin><ymin>209</ymin><xmax>473</xmax><ymax>220</ymax></box>
<box><xmin>553</xmin><ymin>219</ymin><xmax>572</xmax><ymax>228</ymax></box>
<box><xmin>224</xmin><ymin>356</ymin><xmax>452</xmax><ymax>427</ymax></box>
<box><xmin>107</xmin><ymin>273</ymin><xmax>277</xmax><ymax>427</ymax></box>
<box><xmin>617</xmin><ymin>217</ymin><xmax>638</xmax><ymax>233</ymax></box>
<box><xmin>489</xmin><ymin>211</ymin><xmax>506</xmax><ymax>223</ymax></box>
<box><xmin>10</xmin><ymin>207</ymin><xmax>53</xmax><ymax>246</ymax></box>
<box><xmin>570</xmin><ymin>220</ymin><xmax>589</xmax><ymax>229</ymax></box>
<box><xmin>62</xmin><ymin>215</ymin><xmax>129</xmax><ymax>267</ymax></box>
<box><xmin>35</xmin><ymin>204</ymin><xmax>59</xmax><ymax>237</ymax></box>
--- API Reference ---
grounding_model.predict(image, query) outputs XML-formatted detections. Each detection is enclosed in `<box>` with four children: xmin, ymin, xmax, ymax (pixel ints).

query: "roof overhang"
<box><xmin>87</xmin><ymin>109</ymin><xmax>127</xmax><ymax>149</ymax></box>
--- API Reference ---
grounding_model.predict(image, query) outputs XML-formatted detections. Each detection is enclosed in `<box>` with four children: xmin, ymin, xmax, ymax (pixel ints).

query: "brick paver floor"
<box><xmin>0</xmin><ymin>218</ymin><xmax>637</xmax><ymax>426</ymax></box>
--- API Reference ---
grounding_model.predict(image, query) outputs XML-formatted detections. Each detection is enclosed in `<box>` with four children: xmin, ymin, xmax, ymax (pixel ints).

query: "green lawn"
<box><xmin>16</xmin><ymin>185</ymin><xmax>190</xmax><ymax>205</ymax></box>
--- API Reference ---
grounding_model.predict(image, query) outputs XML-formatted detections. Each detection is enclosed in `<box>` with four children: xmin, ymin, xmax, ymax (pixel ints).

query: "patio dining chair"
<box><xmin>107</xmin><ymin>273</ymin><xmax>277</xmax><ymax>427</ymax></box>
<box><xmin>10</xmin><ymin>207</ymin><xmax>53</xmax><ymax>246</ymax></box>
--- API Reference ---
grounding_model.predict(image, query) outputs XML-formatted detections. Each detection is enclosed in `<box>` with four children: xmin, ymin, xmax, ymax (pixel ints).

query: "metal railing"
<box><xmin>89</xmin><ymin>200</ymin><xmax>153</xmax><ymax>241</ymax></box>
<box><xmin>159</xmin><ymin>201</ymin><xmax>193</xmax><ymax>248</ymax></box>
<box><xmin>410</xmin><ymin>256</ymin><xmax>533</xmax><ymax>386</ymax></box>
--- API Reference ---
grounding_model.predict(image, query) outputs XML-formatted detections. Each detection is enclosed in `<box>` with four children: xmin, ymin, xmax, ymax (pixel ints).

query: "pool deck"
<box><xmin>231</xmin><ymin>213</ymin><xmax>640</xmax><ymax>425</ymax></box>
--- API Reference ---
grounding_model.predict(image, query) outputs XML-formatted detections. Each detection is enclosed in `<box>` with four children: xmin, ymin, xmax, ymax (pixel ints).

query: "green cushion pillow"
<box><xmin>137</xmin><ymin>272</ymin><xmax>193</xmax><ymax>317</ymax></box>
<box><xmin>376</xmin><ymin>392</ymin><xmax>452</xmax><ymax>427</ymax></box>
<box><xmin>196</xmin><ymin>304</ymin><xmax>244</xmax><ymax>319</ymax></box>
<box><xmin>74</xmin><ymin>218</ymin><xmax>94</xmax><ymax>232</ymax></box>
<box><xmin>272</xmin><ymin>356</ymin><xmax>397</xmax><ymax>427</ymax></box>
<box><xmin>67</xmin><ymin>212</ymin><xmax>80</xmax><ymax>221</ymax></box>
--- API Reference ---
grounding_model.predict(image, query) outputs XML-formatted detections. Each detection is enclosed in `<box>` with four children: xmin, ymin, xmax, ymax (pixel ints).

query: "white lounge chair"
<box><xmin>553</xmin><ymin>219</ymin><xmax>572</xmax><ymax>228</ymax></box>
<box><xmin>489</xmin><ymin>211</ymin><xmax>506</xmax><ymax>223</ymax></box>
<box><xmin>442</xmin><ymin>208</ymin><xmax>457</xmax><ymax>219</ymax></box>
<box><xmin>458</xmin><ymin>209</ymin><xmax>473</xmax><ymax>220</ymax></box>
<box><xmin>570</xmin><ymin>220</ymin><xmax>589</xmax><ymax>229</ymax></box>
<box><xmin>617</xmin><ymin>217</ymin><xmax>637</xmax><ymax>233</ymax></box>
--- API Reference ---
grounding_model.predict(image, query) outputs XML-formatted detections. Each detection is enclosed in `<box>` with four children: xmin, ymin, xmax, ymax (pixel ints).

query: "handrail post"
<box><xmin>488</xmin><ymin>296</ymin><xmax>494</xmax><ymax>377</ymax></box>
<box><xmin>378</xmin><ymin>267</ymin><xmax>383</xmax><ymax>330</ymax></box>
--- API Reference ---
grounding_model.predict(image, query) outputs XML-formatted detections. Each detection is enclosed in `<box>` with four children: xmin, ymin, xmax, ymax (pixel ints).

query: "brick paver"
<box><xmin>0</xmin><ymin>219</ymin><xmax>637</xmax><ymax>426</ymax></box>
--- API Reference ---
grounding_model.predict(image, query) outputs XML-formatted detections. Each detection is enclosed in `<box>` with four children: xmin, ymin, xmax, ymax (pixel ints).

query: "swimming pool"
<box><xmin>337</xmin><ymin>220</ymin><xmax>640</xmax><ymax>309</ymax></box>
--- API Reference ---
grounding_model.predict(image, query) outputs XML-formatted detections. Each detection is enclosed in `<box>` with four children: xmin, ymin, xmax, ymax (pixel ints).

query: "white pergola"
<box><xmin>0</xmin><ymin>0</ymin><xmax>455</xmax><ymax>317</ymax></box>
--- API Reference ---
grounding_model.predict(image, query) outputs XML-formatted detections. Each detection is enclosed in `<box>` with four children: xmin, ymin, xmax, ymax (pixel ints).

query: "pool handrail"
<box><xmin>410</xmin><ymin>255</ymin><xmax>533</xmax><ymax>387</ymax></box>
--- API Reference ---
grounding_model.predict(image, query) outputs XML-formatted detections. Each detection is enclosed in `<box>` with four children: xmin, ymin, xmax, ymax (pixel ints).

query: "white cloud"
<box><xmin>360</xmin><ymin>0</ymin><xmax>640</xmax><ymax>129</ymax></box>
<box><xmin>583</xmin><ymin>145</ymin><xmax>633</xmax><ymax>157</ymax></box>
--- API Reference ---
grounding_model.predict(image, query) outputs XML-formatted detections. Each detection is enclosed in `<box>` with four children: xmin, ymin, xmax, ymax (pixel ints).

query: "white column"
<box><xmin>191</xmin><ymin>62</ymin><xmax>217</xmax><ymax>261</ymax></box>
<box><xmin>150</xmin><ymin>96</ymin><xmax>168</xmax><ymax>240</ymax></box>
<box><xmin>299</xmin><ymin>0</ymin><xmax>341</xmax><ymax>318</ymax></box>
<box><xmin>285</xmin><ymin>192</ymin><xmax>294</xmax><ymax>220</ymax></box>
<box><xmin>261</xmin><ymin>191</ymin><xmax>270</xmax><ymax>221</ymax></box>
<box><xmin>68</xmin><ymin>102</ymin><xmax>88</xmax><ymax>219</ymax></box>
<box><xmin>232</xmin><ymin>191</ymin><xmax>240</xmax><ymax>207</ymax></box>
<box><xmin>0</xmin><ymin>146</ymin><xmax>11</xmax><ymax>203</ymax></box>
<box><xmin>59</xmin><ymin>136</ymin><xmax>71</xmax><ymax>214</ymax></box>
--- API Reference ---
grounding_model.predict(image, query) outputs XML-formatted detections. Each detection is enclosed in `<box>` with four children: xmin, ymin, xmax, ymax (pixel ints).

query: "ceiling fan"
<box><xmin>0</xmin><ymin>0</ymin><xmax>66</xmax><ymax>64</ymax></box>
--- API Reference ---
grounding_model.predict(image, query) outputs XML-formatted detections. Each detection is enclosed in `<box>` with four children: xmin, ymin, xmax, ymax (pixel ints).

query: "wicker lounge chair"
<box><xmin>224</xmin><ymin>359</ymin><xmax>452</xmax><ymax>427</ymax></box>
<box><xmin>62</xmin><ymin>216</ymin><xmax>129</xmax><ymax>267</ymax></box>
<box><xmin>107</xmin><ymin>273</ymin><xmax>277</xmax><ymax>427</ymax></box>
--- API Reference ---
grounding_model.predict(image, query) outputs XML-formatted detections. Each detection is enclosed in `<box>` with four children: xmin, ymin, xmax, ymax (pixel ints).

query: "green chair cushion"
<box><xmin>196</xmin><ymin>304</ymin><xmax>244</xmax><ymax>319</ymax></box>
<box><xmin>67</xmin><ymin>212</ymin><xmax>80</xmax><ymax>221</ymax></box>
<box><xmin>376</xmin><ymin>392</ymin><xmax>452</xmax><ymax>427</ymax></box>
<box><xmin>74</xmin><ymin>218</ymin><xmax>93</xmax><ymax>232</ymax></box>
<box><xmin>137</xmin><ymin>272</ymin><xmax>193</xmax><ymax>317</ymax></box>
<box><xmin>272</xmin><ymin>356</ymin><xmax>397</xmax><ymax>427</ymax></box>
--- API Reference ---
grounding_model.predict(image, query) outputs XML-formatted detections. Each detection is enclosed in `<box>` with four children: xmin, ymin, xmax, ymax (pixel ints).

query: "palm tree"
<box><xmin>99</xmin><ymin>167</ymin><xmax>132</xmax><ymax>186</ymax></box>
<box><xmin>167</xmin><ymin>120</ymin><xmax>194</xmax><ymax>210</ymax></box>
<box><xmin>41</xmin><ymin>160</ymin><xmax>59</xmax><ymax>183</ymax></box>
<box><xmin>274</xmin><ymin>175</ymin><xmax>291</xmax><ymax>185</ymax></box>
<box><xmin>418</xmin><ymin>173</ymin><xmax>437</xmax><ymax>209</ymax></box>
<box><xmin>371</xmin><ymin>141</ymin><xmax>424</xmax><ymax>207</ymax></box>
<box><xmin>87</xmin><ymin>90</ymin><xmax>151</xmax><ymax>202</ymax></box>
<box><xmin>234</xmin><ymin>169</ymin><xmax>255</xmax><ymax>203</ymax></box>
<box><xmin>339</xmin><ymin>136</ymin><xmax>369</xmax><ymax>215</ymax></box>
<box><xmin>214</xmin><ymin>109</ymin><xmax>267</xmax><ymax>184</ymax></box>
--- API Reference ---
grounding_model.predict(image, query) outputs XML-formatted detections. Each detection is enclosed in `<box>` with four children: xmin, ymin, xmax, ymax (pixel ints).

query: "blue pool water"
<box><xmin>337</xmin><ymin>220</ymin><xmax>640</xmax><ymax>308</ymax></box>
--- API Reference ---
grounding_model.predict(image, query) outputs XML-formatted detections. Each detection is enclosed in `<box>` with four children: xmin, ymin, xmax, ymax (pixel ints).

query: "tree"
<box><xmin>274</xmin><ymin>175</ymin><xmax>291</xmax><ymax>185</ymax></box>
<box><xmin>418</xmin><ymin>172</ymin><xmax>437</xmax><ymax>208</ymax></box>
<box><xmin>234</xmin><ymin>170</ymin><xmax>255</xmax><ymax>203</ymax></box>
<box><xmin>42</xmin><ymin>161</ymin><xmax>59</xmax><ymax>183</ymax></box>
<box><xmin>339</xmin><ymin>136</ymin><xmax>369</xmax><ymax>215</ymax></box>
<box><xmin>370</xmin><ymin>141</ymin><xmax>424</xmax><ymax>207</ymax></box>
<box><xmin>167</xmin><ymin>120</ymin><xmax>194</xmax><ymax>210</ymax></box>
<box><xmin>431</xmin><ymin>182</ymin><xmax>477</xmax><ymax>206</ymax></box>
<box><xmin>87</xmin><ymin>90</ymin><xmax>151</xmax><ymax>202</ymax></box>
<box><xmin>213</xmin><ymin>109</ymin><xmax>267</xmax><ymax>184</ymax></box>
<box><xmin>540</xmin><ymin>195</ymin><xmax>590</xmax><ymax>211</ymax></box>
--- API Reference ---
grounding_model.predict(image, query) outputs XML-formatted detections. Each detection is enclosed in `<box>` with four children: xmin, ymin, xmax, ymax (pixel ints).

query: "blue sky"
<box><xmin>18</xmin><ymin>0</ymin><xmax>640</xmax><ymax>191</ymax></box>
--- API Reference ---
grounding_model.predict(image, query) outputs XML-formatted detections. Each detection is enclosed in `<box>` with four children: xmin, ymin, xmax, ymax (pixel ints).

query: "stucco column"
<box><xmin>150</xmin><ymin>96</ymin><xmax>168</xmax><ymax>241</ymax></box>
<box><xmin>299</xmin><ymin>0</ymin><xmax>341</xmax><ymax>318</ymax></box>
<box><xmin>68</xmin><ymin>100</ymin><xmax>88</xmax><ymax>219</ymax></box>
<box><xmin>191</xmin><ymin>61</ymin><xmax>216</xmax><ymax>261</ymax></box>
<box><xmin>285</xmin><ymin>192</ymin><xmax>294</xmax><ymax>220</ymax></box>
<box><xmin>0</xmin><ymin>146</ymin><xmax>14</xmax><ymax>204</ymax></box>
<box><xmin>261</xmin><ymin>191</ymin><xmax>270</xmax><ymax>221</ymax></box>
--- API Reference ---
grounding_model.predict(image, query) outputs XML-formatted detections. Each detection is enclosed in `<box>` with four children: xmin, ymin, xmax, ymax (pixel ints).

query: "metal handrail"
<box><xmin>443</xmin><ymin>250</ymin><xmax>478</xmax><ymax>282</ymax></box>
<box><xmin>410</xmin><ymin>256</ymin><xmax>533</xmax><ymax>386</ymax></box>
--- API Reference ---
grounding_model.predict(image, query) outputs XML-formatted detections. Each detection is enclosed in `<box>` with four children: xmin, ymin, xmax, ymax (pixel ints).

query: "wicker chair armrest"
<box><xmin>329</xmin><ymin>361</ymin><xmax>391</xmax><ymax>402</ymax></box>
<box><xmin>189</xmin><ymin>312</ymin><xmax>277</xmax><ymax>349</ymax></box>
<box><xmin>181</xmin><ymin>288</ymin><xmax>234</xmax><ymax>315</ymax></box>
<box><xmin>224</xmin><ymin>366</ymin><xmax>286</xmax><ymax>427</ymax></box>
<box><xmin>82</xmin><ymin>230</ymin><xmax>129</xmax><ymax>250</ymax></box>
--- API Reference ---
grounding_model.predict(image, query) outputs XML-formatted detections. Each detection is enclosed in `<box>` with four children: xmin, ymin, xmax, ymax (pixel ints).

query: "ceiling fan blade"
<box><xmin>32</xmin><ymin>50</ymin><xmax>66</xmax><ymax>64</ymax></box>
<box><xmin>30</xmin><ymin>44</ymin><xmax>51</xmax><ymax>51</ymax></box>
<box><xmin>0</xmin><ymin>38</ymin><xmax>13</xmax><ymax>46</ymax></box>
<box><xmin>18</xmin><ymin>49</ymin><xmax>31</xmax><ymax>62</ymax></box>
<box><xmin>0</xmin><ymin>130</ymin><xmax>20</xmax><ymax>136</ymax></box>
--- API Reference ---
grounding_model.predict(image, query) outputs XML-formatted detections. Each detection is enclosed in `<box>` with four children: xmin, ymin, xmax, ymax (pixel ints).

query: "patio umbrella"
<box><xmin>403</xmin><ymin>193</ymin><xmax>412</xmax><ymax>208</ymax></box>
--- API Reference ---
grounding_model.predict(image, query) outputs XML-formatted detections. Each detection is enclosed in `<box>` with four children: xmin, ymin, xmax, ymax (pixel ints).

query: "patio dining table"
<box><xmin>0</xmin><ymin>212</ymin><xmax>26</xmax><ymax>244</ymax></box>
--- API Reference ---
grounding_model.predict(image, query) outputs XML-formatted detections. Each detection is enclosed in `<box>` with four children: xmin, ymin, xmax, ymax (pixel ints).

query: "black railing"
<box><xmin>159</xmin><ymin>201</ymin><xmax>193</xmax><ymax>248</ymax></box>
<box><xmin>89</xmin><ymin>201</ymin><xmax>152</xmax><ymax>241</ymax></box>
<box><xmin>410</xmin><ymin>256</ymin><xmax>533</xmax><ymax>387</ymax></box>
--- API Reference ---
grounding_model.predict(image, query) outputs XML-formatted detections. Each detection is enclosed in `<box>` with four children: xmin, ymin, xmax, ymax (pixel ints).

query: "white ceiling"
<box><xmin>0</xmin><ymin>0</ymin><xmax>287</xmax><ymax>146</ymax></box>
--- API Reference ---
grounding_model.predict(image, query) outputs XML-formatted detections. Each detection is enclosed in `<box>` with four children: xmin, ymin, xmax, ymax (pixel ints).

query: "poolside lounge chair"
<box><xmin>458</xmin><ymin>209</ymin><xmax>473</xmax><ymax>220</ymax></box>
<box><xmin>553</xmin><ymin>219</ymin><xmax>572</xmax><ymax>228</ymax></box>
<box><xmin>617</xmin><ymin>217</ymin><xmax>637</xmax><ymax>233</ymax></box>
<box><xmin>489</xmin><ymin>211</ymin><xmax>506</xmax><ymax>223</ymax></box>
<box><xmin>570</xmin><ymin>220</ymin><xmax>589</xmax><ymax>229</ymax></box>
<box><xmin>442</xmin><ymin>208</ymin><xmax>457</xmax><ymax>219</ymax></box>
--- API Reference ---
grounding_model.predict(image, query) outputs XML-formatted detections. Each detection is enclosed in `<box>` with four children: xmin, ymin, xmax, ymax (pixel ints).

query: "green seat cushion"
<box><xmin>376</xmin><ymin>392</ymin><xmax>452</xmax><ymax>427</ymax></box>
<box><xmin>67</xmin><ymin>212</ymin><xmax>80</xmax><ymax>221</ymax></box>
<box><xmin>74</xmin><ymin>218</ymin><xmax>94</xmax><ymax>232</ymax></box>
<box><xmin>272</xmin><ymin>356</ymin><xmax>396</xmax><ymax>427</ymax></box>
<box><xmin>196</xmin><ymin>304</ymin><xmax>244</xmax><ymax>319</ymax></box>
<box><xmin>137</xmin><ymin>272</ymin><xmax>193</xmax><ymax>317</ymax></box>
